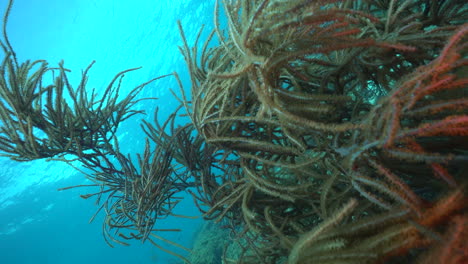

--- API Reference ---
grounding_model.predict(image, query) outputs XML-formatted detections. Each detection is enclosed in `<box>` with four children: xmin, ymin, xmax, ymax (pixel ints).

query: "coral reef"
<box><xmin>187</xmin><ymin>222</ymin><xmax>230</xmax><ymax>264</ymax></box>
<box><xmin>1</xmin><ymin>0</ymin><xmax>467</xmax><ymax>263</ymax></box>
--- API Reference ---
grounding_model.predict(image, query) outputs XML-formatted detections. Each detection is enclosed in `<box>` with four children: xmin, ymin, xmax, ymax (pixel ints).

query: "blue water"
<box><xmin>0</xmin><ymin>0</ymin><xmax>216</xmax><ymax>263</ymax></box>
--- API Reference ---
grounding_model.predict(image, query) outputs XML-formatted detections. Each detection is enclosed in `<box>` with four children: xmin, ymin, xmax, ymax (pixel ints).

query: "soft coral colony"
<box><xmin>0</xmin><ymin>0</ymin><xmax>467</xmax><ymax>263</ymax></box>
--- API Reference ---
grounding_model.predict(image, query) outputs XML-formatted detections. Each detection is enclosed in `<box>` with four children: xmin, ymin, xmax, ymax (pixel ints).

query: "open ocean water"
<box><xmin>0</xmin><ymin>0</ymin><xmax>216</xmax><ymax>263</ymax></box>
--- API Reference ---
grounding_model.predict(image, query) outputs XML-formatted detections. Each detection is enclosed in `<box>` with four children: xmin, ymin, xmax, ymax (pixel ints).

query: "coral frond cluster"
<box><xmin>1</xmin><ymin>0</ymin><xmax>467</xmax><ymax>263</ymax></box>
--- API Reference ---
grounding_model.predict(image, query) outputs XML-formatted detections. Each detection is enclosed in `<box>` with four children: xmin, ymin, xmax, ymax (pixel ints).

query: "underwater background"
<box><xmin>0</xmin><ymin>0</ymin><xmax>215</xmax><ymax>263</ymax></box>
<box><xmin>1</xmin><ymin>0</ymin><xmax>467</xmax><ymax>263</ymax></box>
